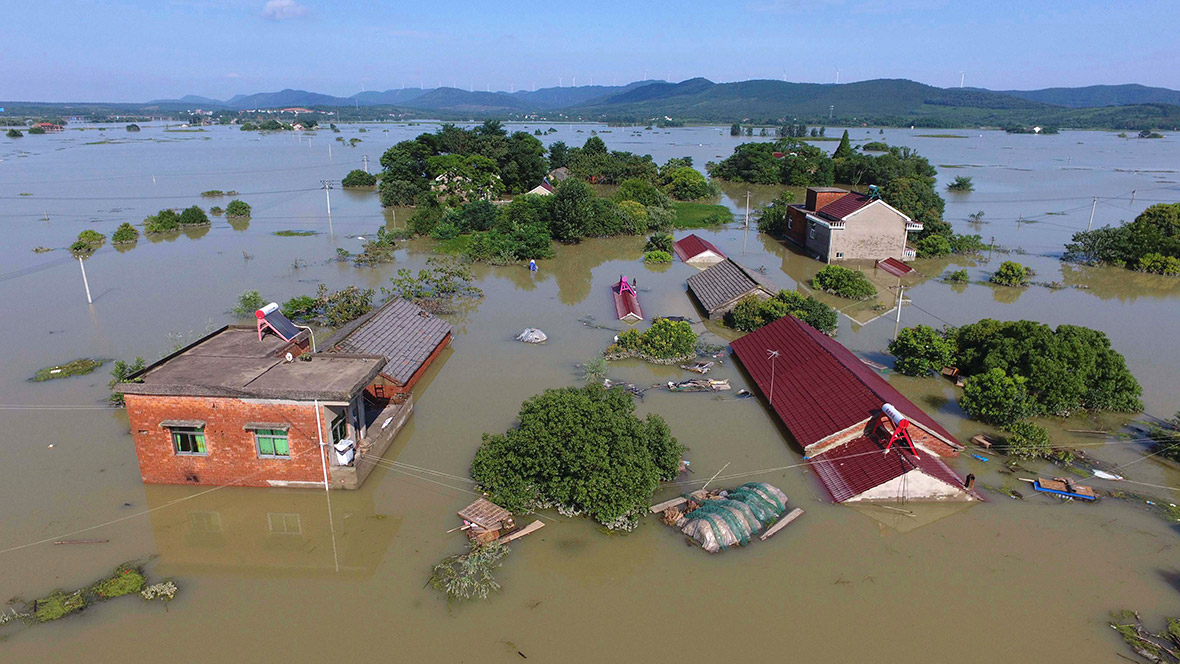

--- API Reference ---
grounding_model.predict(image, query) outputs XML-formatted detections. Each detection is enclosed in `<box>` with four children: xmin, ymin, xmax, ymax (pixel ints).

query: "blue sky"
<box><xmin>3</xmin><ymin>0</ymin><xmax>1178</xmax><ymax>101</ymax></box>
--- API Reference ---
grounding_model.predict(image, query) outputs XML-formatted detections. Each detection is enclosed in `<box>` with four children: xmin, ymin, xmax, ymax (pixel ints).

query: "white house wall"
<box><xmin>847</xmin><ymin>470</ymin><xmax>972</xmax><ymax>502</ymax></box>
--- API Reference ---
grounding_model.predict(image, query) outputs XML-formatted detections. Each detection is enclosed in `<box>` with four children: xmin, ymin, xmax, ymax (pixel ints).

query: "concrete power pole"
<box><xmin>362</xmin><ymin>154</ymin><xmax>369</xmax><ymax>173</ymax></box>
<box><xmin>1087</xmin><ymin>197</ymin><xmax>1097</xmax><ymax>231</ymax></box>
<box><xmin>321</xmin><ymin>180</ymin><xmax>335</xmax><ymax>234</ymax></box>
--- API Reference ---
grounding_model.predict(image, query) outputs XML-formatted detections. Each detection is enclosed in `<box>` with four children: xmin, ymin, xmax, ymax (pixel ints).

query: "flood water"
<box><xmin>1</xmin><ymin>122</ymin><xmax>1178</xmax><ymax>661</ymax></box>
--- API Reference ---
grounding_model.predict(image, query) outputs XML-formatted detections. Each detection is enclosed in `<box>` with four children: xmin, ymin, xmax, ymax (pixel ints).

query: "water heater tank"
<box><xmin>255</xmin><ymin>302</ymin><xmax>280</xmax><ymax>319</ymax></box>
<box><xmin>882</xmin><ymin>403</ymin><xmax>907</xmax><ymax>427</ymax></box>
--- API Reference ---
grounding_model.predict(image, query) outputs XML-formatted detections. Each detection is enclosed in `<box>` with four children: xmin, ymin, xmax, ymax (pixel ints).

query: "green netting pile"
<box><xmin>679</xmin><ymin>483</ymin><xmax>788</xmax><ymax>553</ymax></box>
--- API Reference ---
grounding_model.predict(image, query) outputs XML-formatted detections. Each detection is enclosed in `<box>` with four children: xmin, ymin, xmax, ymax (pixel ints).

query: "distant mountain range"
<box><xmin>7</xmin><ymin>78</ymin><xmax>1178</xmax><ymax>129</ymax></box>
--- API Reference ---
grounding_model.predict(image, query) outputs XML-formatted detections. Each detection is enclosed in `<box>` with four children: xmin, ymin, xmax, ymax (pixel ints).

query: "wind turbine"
<box><xmin>835</xmin><ymin>67</ymin><xmax>840</xmax><ymax>84</ymax></box>
<box><xmin>960</xmin><ymin>71</ymin><xmax>965</xmax><ymax>88</ymax></box>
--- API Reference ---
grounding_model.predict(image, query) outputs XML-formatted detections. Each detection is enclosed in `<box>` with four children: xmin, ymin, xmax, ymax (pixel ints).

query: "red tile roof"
<box><xmin>876</xmin><ymin>257</ymin><xmax>913</xmax><ymax>278</ymax></box>
<box><xmin>817</xmin><ymin>192</ymin><xmax>874</xmax><ymax>221</ymax></box>
<box><xmin>673</xmin><ymin>234</ymin><xmax>725</xmax><ymax>262</ymax></box>
<box><xmin>612</xmin><ymin>278</ymin><xmax>643</xmax><ymax>321</ymax></box>
<box><xmin>809</xmin><ymin>435</ymin><xmax>973</xmax><ymax>502</ymax></box>
<box><xmin>728</xmin><ymin>315</ymin><xmax>958</xmax><ymax>450</ymax></box>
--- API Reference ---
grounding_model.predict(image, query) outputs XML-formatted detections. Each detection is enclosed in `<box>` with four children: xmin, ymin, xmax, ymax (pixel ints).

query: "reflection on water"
<box><xmin>145</xmin><ymin>485</ymin><xmax>401</xmax><ymax>578</ymax></box>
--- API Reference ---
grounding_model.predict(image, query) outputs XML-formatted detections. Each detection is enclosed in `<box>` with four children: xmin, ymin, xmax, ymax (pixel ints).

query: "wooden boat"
<box><xmin>612</xmin><ymin>275</ymin><xmax>643</xmax><ymax>322</ymax></box>
<box><xmin>1032</xmin><ymin>477</ymin><xmax>1097</xmax><ymax>501</ymax></box>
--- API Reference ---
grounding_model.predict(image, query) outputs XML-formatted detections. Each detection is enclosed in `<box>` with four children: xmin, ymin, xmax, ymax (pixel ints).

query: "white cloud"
<box><xmin>262</xmin><ymin>0</ymin><xmax>307</xmax><ymax>20</ymax></box>
<box><xmin>225</xmin><ymin>72</ymin><xmax>241</xmax><ymax>79</ymax></box>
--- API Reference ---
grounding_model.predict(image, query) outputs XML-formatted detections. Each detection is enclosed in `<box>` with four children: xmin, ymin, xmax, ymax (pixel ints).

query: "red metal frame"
<box><xmin>872</xmin><ymin>414</ymin><xmax>920</xmax><ymax>458</ymax></box>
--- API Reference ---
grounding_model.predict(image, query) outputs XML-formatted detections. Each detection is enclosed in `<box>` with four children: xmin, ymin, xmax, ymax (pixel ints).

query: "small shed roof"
<box><xmin>327</xmin><ymin>299</ymin><xmax>452</xmax><ymax>385</ymax></box>
<box><xmin>876</xmin><ymin>257</ymin><xmax>913</xmax><ymax>278</ymax></box>
<box><xmin>809</xmin><ymin>435</ymin><xmax>974</xmax><ymax>503</ymax></box>
<box><xmin>673</xmin><ymin>234</ymin><xmax>726</xmax><ymax>262</ymax></box>
<box><xmin>729</xmin><ymin>315</ymin><xmax>958</xmax><ymax>450</ymax></box>
<box><xmin>686</xmin><ymin>259</ymin><xmax>776</xmax><ymax>313</ymax></box>
<box><xmin>458</xmin><ymin>498</ymin><xmax>511</xmax><ymax>529</ymax></box>
<box><xmin>548</xmin><ymin>167</ymin><xmax>571</xmax><ymax>182</ymax></box>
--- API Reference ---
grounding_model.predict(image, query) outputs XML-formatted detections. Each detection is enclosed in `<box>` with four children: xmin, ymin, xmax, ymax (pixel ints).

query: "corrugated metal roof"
<box><xmin>728</xmin><ymin>315</ymin><xmax>958</xmax><ymax>450</ymax></box>
<box><xmin>809</xmin><ymin>435</ymin><xmax>971</xmax><ymax>502</ymax></box>
<box><xmin>332</xmin><ymin>299</ymin><xmax>451</xmax><ymax>385</ymax></box>
<box><xmin>876</xmin><ymin>257</ymin><xmax>913</xmax><ymax>278</ymax></box>
<box><xmin>686</xmin><ymin>259</ymin><xmax>776</xmax><ymax>314</ymax></box>
<box><xmin>817</xmin><ymin>192</ymin><xmax>873</xmax><ymax>221</ymax></box>
<box><xmin>673</xmin><ymin>234</ymin><xmax>726</xmax><ymax>262</ymax></box>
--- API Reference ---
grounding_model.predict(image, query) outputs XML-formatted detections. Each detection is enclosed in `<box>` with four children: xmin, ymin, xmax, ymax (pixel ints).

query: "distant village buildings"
<box><xmin>785</xmin><ymin>187</ymin><xmax>921</xmax><ymax>263</ymax></box>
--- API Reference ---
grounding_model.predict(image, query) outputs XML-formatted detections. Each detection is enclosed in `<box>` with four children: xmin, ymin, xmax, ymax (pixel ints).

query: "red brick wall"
<box><xmin>399</xmin><ymin>332</ymin><xmax>452</xmax><ymax>393</ymax></box>
<box><xmin>785</xmin><ymin>207</ymin><xmax>809</xmax><ymax>247</ymax></box>
<box><xmin>805</xmin><ymin>188</ymin><xmax>847</xmax><ymax>213</ymax></box>
<box><xmin>124</xmin><ymin>394</ymin><xmax>330</xmax><ymax>487</ymax></box>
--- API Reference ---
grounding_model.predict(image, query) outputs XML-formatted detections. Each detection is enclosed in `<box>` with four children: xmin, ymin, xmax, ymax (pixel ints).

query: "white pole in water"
<box><xmin>314</xmin><ymin>399</ymin><xmax>340</xmax><ymax>573</ymax></box>
<box><xmin>894</xmin><ymin>284</ymin><xmax>905</xmax><ymax>340</ymax></box>
<box><xmin>362</xmin><ymin>154</ymin><xmax>369</xmax><ymax>173</ymax></box>
<box><xmin>78</xmin><ymin>257</ymin><xmax>92</xmax><ymax>304</ymax></box>
<box><xmin>1087</xmin><ymin>197</ymin><xmax>1097</xmax><ymax>231</ymax></box>
<box><xmin>328</xmin><ymin>142</ymin><xmax>332</xmax><ymax>159</ymax></box>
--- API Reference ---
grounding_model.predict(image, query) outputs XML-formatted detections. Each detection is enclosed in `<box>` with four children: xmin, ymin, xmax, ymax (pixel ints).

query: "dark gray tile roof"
<box><xmin>686</xmin><ymin>259</ymin><xmax>777</xmax><ymax>313</ymax></box>
<box><xmin>332</xmin><ymin>299</ymin><xmax>451</xmax><ymax>384</ymax></box>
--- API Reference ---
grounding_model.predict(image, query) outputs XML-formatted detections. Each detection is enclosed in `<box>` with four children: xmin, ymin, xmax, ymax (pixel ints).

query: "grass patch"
<box><xmin>33</xmin><ymin>592</ymin><xmax>86</xmax><ymax>623</ymax></box>
<box><xmin>32</xmin><ymin>246</ymin><xmax>53</xmax><ymax>253</ymax></box>
<box><xmin>671</xmin><ymin>201</ymin><xmax>733</xmax><ymax>229</ymax></box>
<box><xmin>914</xmin><ymin>134</ymin><xmax>969</xmax><ymax>138</ymax></box>
<box><xmin>33</xmin><ymin>358</ymin><xmax>105</xmax><ymax>382</ymax></box>
<box><xmin>274</xmin><ymin>230</ymin><xmax>318</xmax><ymax>237</ymax></box>
<box><xmin>91</xmin><ymin>565</ymin><xmax>146</xmax><ymax>600</ymax></box>
<box><xmin>434</xmin><ymin>234</ymin><xmax>474</xmax><ymax>255</ymax></box>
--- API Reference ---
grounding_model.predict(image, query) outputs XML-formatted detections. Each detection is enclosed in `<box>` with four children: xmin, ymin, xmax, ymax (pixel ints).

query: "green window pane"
<box><xmin>195</xmin><ymin>434</ymin><xmax>206</xmax><ymax>453</ymax></box>
<box><xmin>256</xmin><ymin>429</ymin><xmax>289</xmax><ymax>457</ymax></box>
<box><xmin>272</xmin><ymin>435</ymin><xmax>289</xmax><ymax>456</ymax></box>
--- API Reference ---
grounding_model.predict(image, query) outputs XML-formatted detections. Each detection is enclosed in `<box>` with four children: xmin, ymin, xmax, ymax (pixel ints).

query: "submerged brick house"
<box><xmin>784</xmin><ymin>187</ymin><xmax>922</xmax><ymax>263</ymax></box>
<box><xmin>119</xmin><ymin>300</ymin><xmax>451</xmax><ymax>490</ymax></box>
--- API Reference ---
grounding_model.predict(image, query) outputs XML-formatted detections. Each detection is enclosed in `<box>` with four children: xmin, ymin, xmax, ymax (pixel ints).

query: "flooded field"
<box><xmin>1</xmin><ymin>123</ymin><xmax>1178</xmax><ymax>661</ymax></box>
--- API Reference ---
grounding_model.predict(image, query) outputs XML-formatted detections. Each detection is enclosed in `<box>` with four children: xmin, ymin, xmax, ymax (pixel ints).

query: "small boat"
<box><xmin>1032</xmin><ymin>477</ymin><xmax>1097</xmax><ymax>501</ymax></box>
<box><xmin>681</xmin><ymin>361</ymin><xmax>713</xmax><ymax>374</ymax></box>
<box><xmin>667</xmin><ymin>379</ymin><xmax>731</xmax><ymax>392</ymax></box>
<box><xmin>612</xmin><ymin>275</ymin><xmax>643</xmax><ymax>323</ymax></box>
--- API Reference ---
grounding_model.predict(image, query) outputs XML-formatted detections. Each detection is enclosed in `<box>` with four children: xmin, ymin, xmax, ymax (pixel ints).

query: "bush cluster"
<box><xmin>610</xmin><ymin>318</ymin><xmax>698</xmax><ymax>360</ymax></box>
<box><xmin>726</xmin><ymin>291</ymin><xmax>837</xmax><ymax>335</ymax></box>
<box><xmin>812</xmin><ymin>265</ymin><xmax>877</xmax><ymax>299</ymax></box>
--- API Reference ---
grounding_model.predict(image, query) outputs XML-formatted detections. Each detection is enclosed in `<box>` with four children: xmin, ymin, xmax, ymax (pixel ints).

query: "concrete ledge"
<box><xmin>329</xmin><ymin>396</ymin><xmax>414</xmax><ymax>490</ymax></box>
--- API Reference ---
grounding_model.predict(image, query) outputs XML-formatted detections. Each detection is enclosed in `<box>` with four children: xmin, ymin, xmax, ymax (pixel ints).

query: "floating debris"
<box><xmin>32</xmin><ymin>358</ymin><xmax>105</xmax><ymax>382</ymax></box>
<box><xmin>667</xmin><ymin>379</ymin><xmax>731</xmax><ymax>392</ymax></box>
<box><xmin>655</xmin><ymin>483</ymin><xmax>794</xmax><ymax>553</ymax></box>
<box><xmin>516</xmin><ymin>328</ymin><xmax>548</xmax><ymax>344</ymax></box>
<box><xmin>681</xmin><ymin>361</ymin><xmax>713</xmax><ymax>374</ymax></box>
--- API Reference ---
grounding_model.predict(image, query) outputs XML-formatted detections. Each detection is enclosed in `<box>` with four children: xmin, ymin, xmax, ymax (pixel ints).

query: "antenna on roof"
<box><xmin>766</xmin><ymin>349</ymin><xmax>780</xmax><ymax>405</ymax></box>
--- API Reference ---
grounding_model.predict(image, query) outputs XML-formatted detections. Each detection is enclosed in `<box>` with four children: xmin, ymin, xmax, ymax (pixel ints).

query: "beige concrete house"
<box><xmin>787</xmin><ymin>187</ymin><xmax>922</xmax><ymax>263</ymax></box>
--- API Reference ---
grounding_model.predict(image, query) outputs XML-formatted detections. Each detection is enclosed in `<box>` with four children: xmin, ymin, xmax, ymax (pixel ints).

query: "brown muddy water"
<box><xmin>1</xmin><ymin>123</ymin><xmax>1178</xmax><ymax>661</ymax></box>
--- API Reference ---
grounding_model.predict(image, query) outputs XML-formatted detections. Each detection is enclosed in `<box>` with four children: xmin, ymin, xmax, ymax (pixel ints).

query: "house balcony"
<box><xmin>328</xmin><ymin>395</ymin><xmax>414</xmax><ymax>490</ymax></box>
<box><xmin>906</xmin><ymin>222</ymin><xmax>924</xmax><ymax>232</ymax></box>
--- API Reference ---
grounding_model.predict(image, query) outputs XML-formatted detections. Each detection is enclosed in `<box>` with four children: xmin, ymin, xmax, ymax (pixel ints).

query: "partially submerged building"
<box><xmin>784</xmin><ymin>187</ymin><xmax>921</xmax><ymax>263</ymax></box>
<box><xmin>685</xmin><ymin>258</ymin><xmax>776</xmax><ymax>320</ymax></box>
<box><xmin>729</xmin><ymin>315</ymin><xmax>977</xmax><ymax>503</ymax></box>
<box><xmin>673</xmin><ymin>234</ymin><xmax>727</xmax><ymax>267</ymax></box>
<box><xmin>119</xmin><ymin>300</ymin><xmax>450</xmax><ymax>490</ymax></box>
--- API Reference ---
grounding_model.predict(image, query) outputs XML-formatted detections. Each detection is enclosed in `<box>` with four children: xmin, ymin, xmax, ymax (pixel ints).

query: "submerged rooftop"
<box><xmin>119</xmin><ymin>326</ymin><xmax>385</xmax><ymax>402</ymax></box>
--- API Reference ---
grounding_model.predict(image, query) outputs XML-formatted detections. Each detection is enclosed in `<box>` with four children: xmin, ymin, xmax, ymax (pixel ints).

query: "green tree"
<box><xmin>231</xmin><ymin>290</ymin><xmax>267</xmax><ymax>318</ymax></box>
<box><xmin>990</xmin><ymin>261</ymin><xmax>1029</xmax><ymax>286</ymax></box>
<box><xmin>812</xmin><ymin>265</ymin><xmax>877</xmax><ymax>299</ymax></box>
<box><xmin>643</xmin><ymin>250</ymin><xmax>673</xmax><ymax>263</ymax></box>
<box><xmin>960</xmin><ymin>367</ymin><xmax>1030</xmax><ymax>426</ymax></box>
<box><xmin>70</xmin><ymin>230</ymin><xmax>106</xmax><ymax>257</ymax></box>
<box><xmin>471</xmin><ymin>385</ymin><xmax>683</xmax><ymax>528</ymax></box>
<box><xmin>1137</xmin><ymin>252</ymin><xmax>1180</xmax><ymax>275</ymax></box>
<box><xmin>548</xmin><ymin>140</ymin><xmax>569</xmax><ymax>170</ymax></box>
<box><xmin>644</xmin><ymin>232</ymin><xmax>673</xmax><ymax>254</ymax></box>
<box><xmin>730</xmin><ymin>123</ymin><xmax>742</xmax><ymax>136</ymax></box>
<box><xmin>725</xmin><ymin>290</ymin><xmax>837</xmax><ymax>335</ymax></box>
<box><xmin>755</xmin><ymin>191</ymin><xmax>796</xmax><ymax>235</ymax></box>
<box><xmin>178</xmin><ymin>205</ymin><xmax>210</xmax><ymax>226</ymax></box>
<box><xmin>888</xmin><ymin>325</ymin><xmax>955</xmax><ymax>376</ymax></box>
<box><xmin>7</xmin><ymin>129</ymin><xmax>23</xmax><ymax>138</ymax></box>
<box><xmin>663</xmin><ymin>166</ymin><xmax>711</xmax><ymax>200</ymax></box>
<box><xmin>111</xmin><ymin>222</ymin><xmax>139</xmax><ymax>245</ymax></box>
<box><xmin>108</xmin><ymin>357</ymin><xmax>146</xmax><ymax>406</ymax></box>
<box><xmin>615</xmin><ymin>178</ymin><xmax>673</xmax><ymax>209</ymax></box>
<box><xmin>945</xmin><ymin>269</ymin><xmax>969</xmax><ymax>283</ymax></box>
<box><xmin>882</xmin><ymin>176</ymin><xmax>946</xmax><ymax>237</ymax></box>
<box><xmin>612</xmin><ymin>318</ymin><xmax>698</xmax><ymax>359</ymax></box>
<box><xmin>916</xmin><ymin>233</ymin><xmax>953</xmax><ymax>258</ymax></box>
<box><xmin>947</xmin><ymin>175</ymin><xmax>975</xmax><ymax>192</ymax></box>
<box><xmin>342</xmin><ymin>169</ymin><xmax>377</xmax><ymax>187</ymax></box>
<box><xmin>1003</xmin><ymin>420</ymin><xmax>1053</xmax><ymax>460</ymax></box>
<box><xmin>548</xmin><ymin>178</ymin><xmax>597</xmax><ymax>243</ymax></box>
<box><xmin>225</xmin><ymin>199</ymin><xmax>251</xmax><ymax>217</ymax></box>
<box><xmin>832</xmin><ymin>130</ymin><xmax>854</xmax><ymax>159</ymax></box>
<box><xmin>144</xmin><ymin>209</ymin><xmax>181</xmax><ymax>234</ymax></box>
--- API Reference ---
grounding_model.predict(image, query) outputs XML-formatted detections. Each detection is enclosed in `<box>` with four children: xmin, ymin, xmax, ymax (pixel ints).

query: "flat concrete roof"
<box><xmin>119</xmin><ymin>326</ymin><xmax>386</xmax><ymax>402</ymax></box>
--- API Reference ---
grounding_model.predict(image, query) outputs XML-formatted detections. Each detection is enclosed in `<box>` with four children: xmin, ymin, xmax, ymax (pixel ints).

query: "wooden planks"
<box><xmin>759</xmin><ymin>508</ymin><xmax>804</xmax><ymax>541</ymax></box>
<box><xmin>649</xmin><ymin>497</ymin><xmax>688</xmax><ymax>513</ymax></box>
<box><xmin>497</xmin><ymin>520</ymin><xmax>544</xmax><ymax>544</ymax></box>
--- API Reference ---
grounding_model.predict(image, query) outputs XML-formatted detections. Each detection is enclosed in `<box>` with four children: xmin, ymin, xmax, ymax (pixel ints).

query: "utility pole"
<box><xmin>743</xmin><ymin>191</ymin><xmax>751</xmax><ymax>255</ymax></box>
<box><xmin>321</xmin><ymin>180</ymin><xmax>335</xmax><ymax>234</ymax></box>
<box><xmin>78</xmin><ymin>257</ymin><xmax>93</xmax><ymax>304</ymax></box>
<box><xmin>1130</xmin><ymin>190</ymin><xmax>1136</xmax><ymax>205</ymax></box>
<box><xmin>829</xmin><ymin>105</ymin><xmax>834</xmax><ymax>120</ymax></box>
<box><xmin>1087</xmin><ymin>197</ymin><xmax>1097</xmax><ymax>231</ymax></box>
<box><xmin>893</xmin><ymin>284</ymin><xmax>904</xmax><ymax>340</ymax></box>
<box><xmin>362</xmin><ymin>154</ymin><xmax>369</xmax><ymax>173</ymax></box>
<box><xmin>989</xmin><ymin>236</ymin><xmax>995</xmax><ymax>261</ymax></box>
